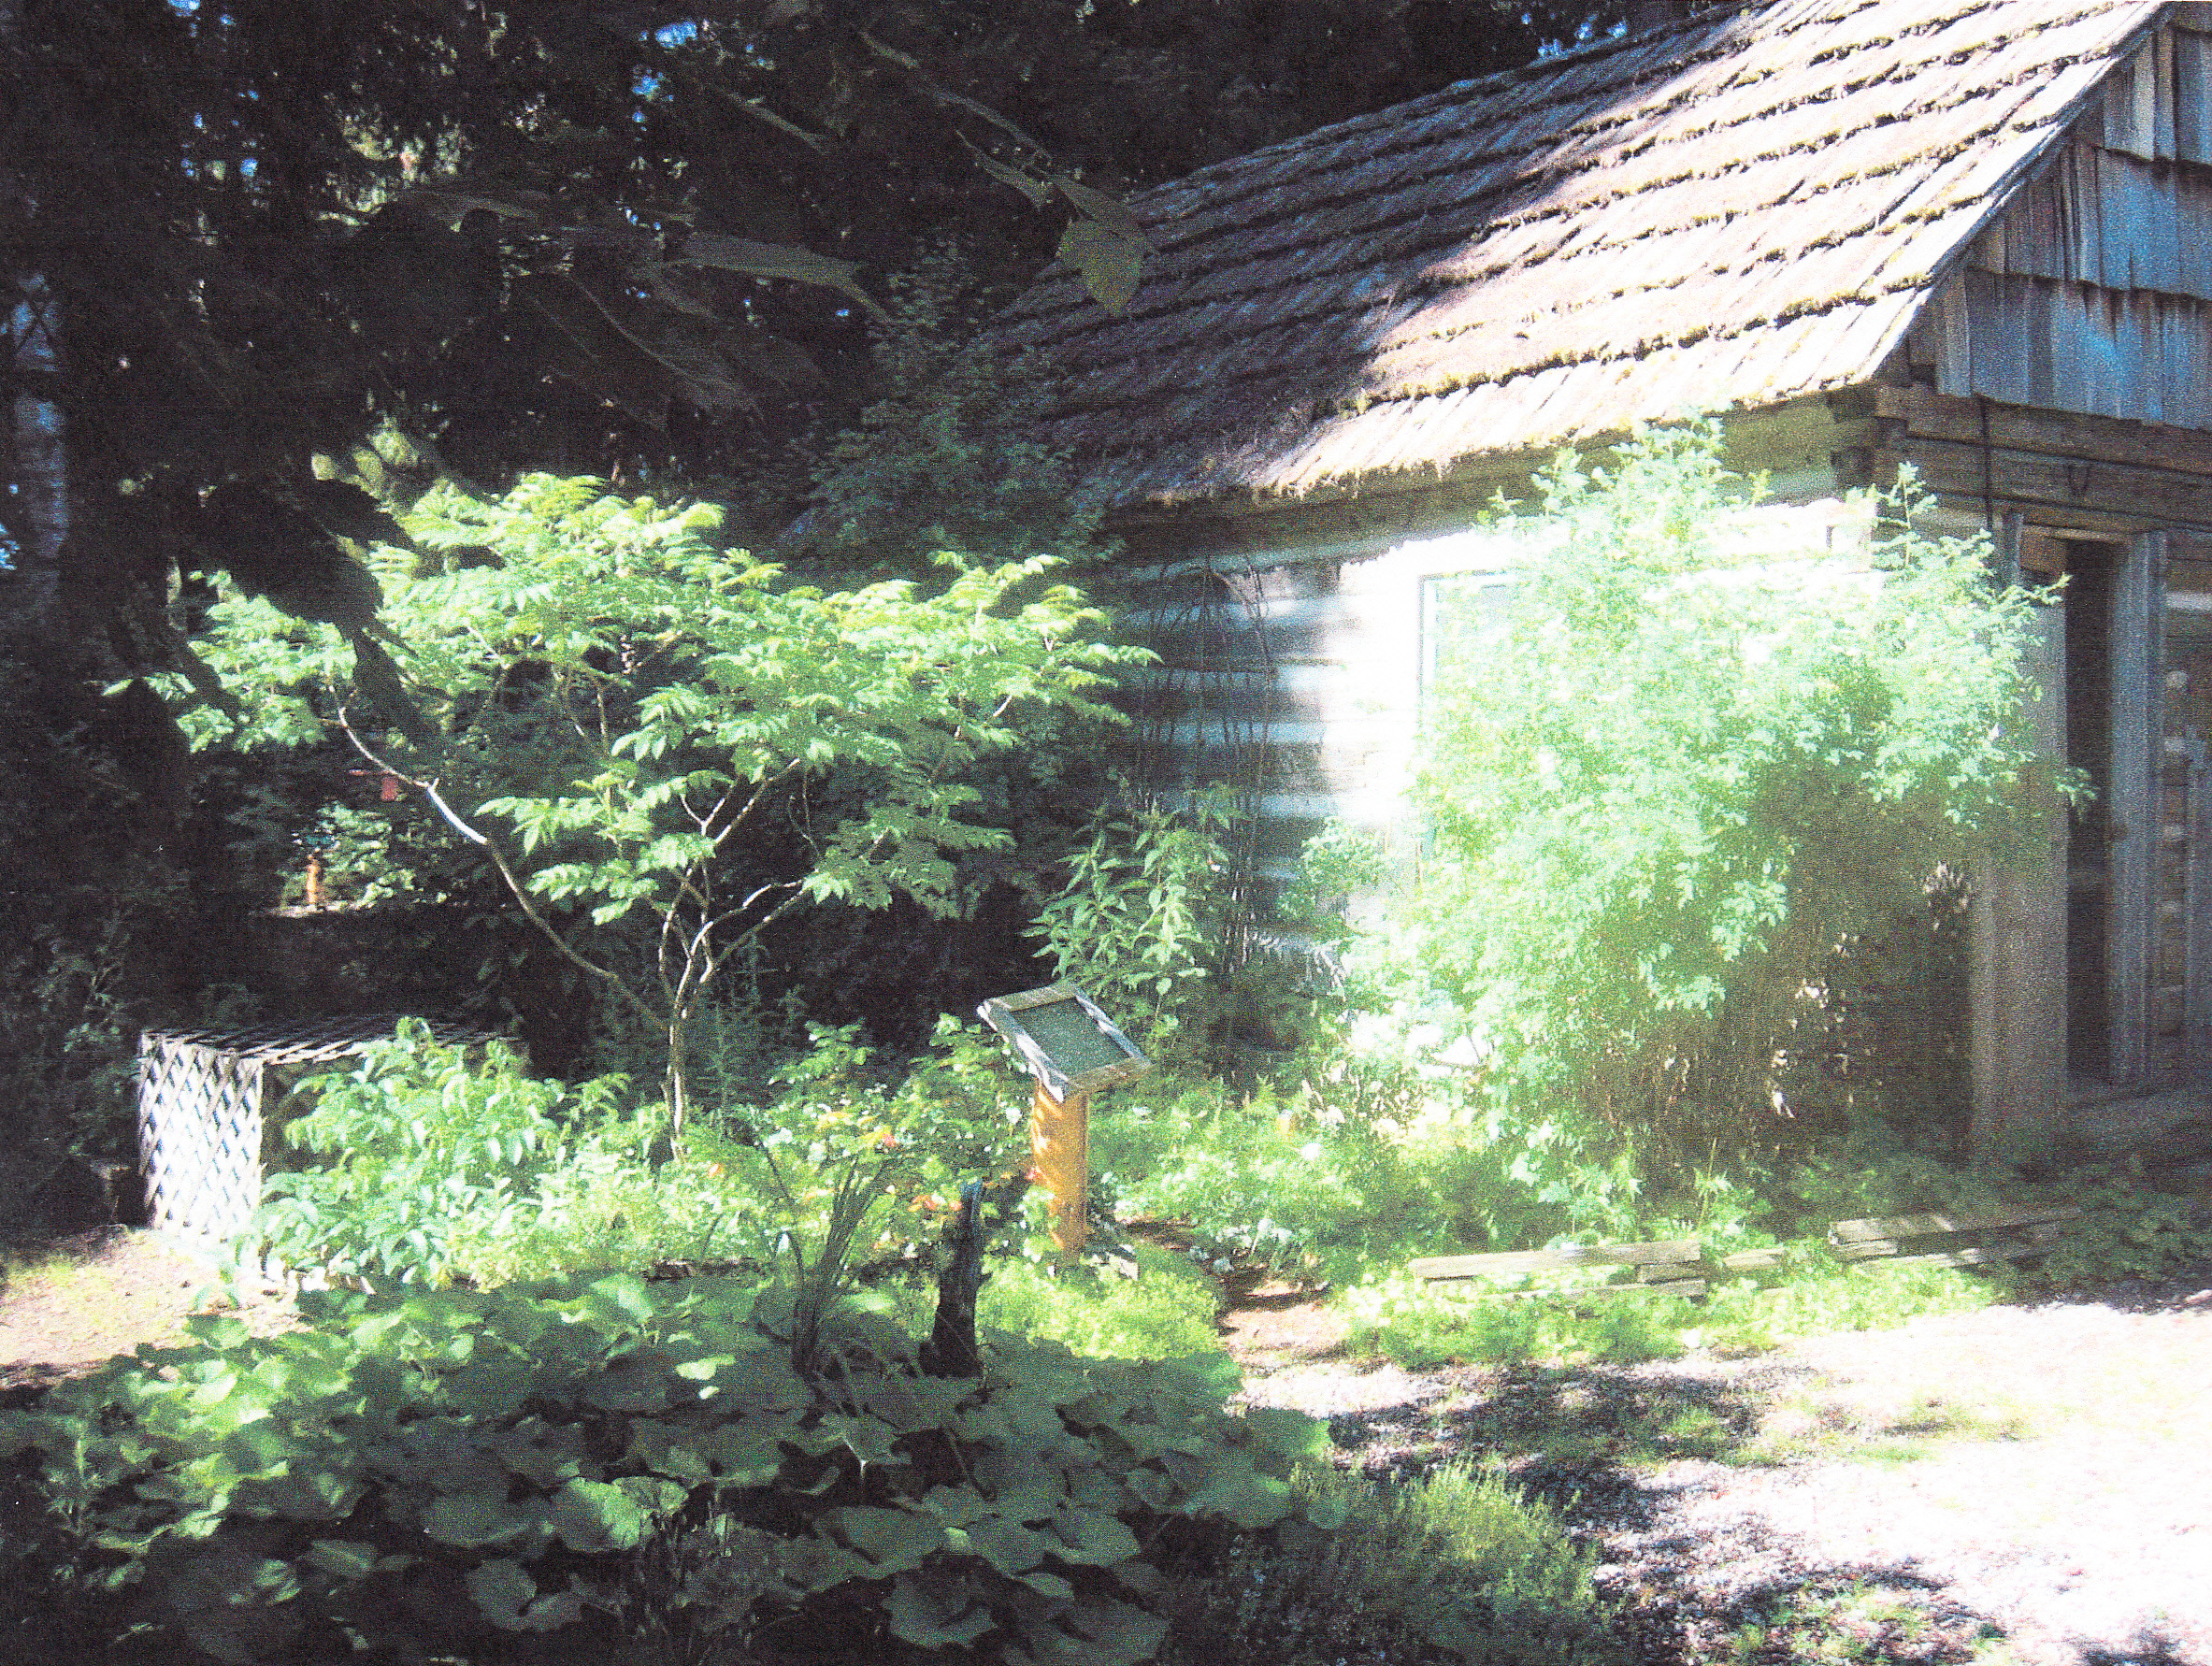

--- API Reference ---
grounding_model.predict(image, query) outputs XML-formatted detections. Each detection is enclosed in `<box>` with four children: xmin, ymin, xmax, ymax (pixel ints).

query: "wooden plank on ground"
<box><xmin>1717</xmin><ymin>1247</ymin><xmax>1788</xmax><ymax>1273</ymax></box>
<box><xmin>1607</xmin><ymin>1278</ymin><xmax>1706</xmax><ymax>1300</ymax></box>
<box><xmin>1409</xmin><ymin>1239</ymin><xmax>1702</xmax><ymax>1281</ymax></box>
<box><xmin>1874</xmin><ymin>1245</ymin><xmax>2053</xmax><ymax>1271</ymax></box>
<box><xmin>1828</xmin><ymin>1205</ymin><xmax>2080</xmax><ymax>1244</ymax></box>
<box><xmin>1833</xmin><ymin>1237</ymin><xmax>2043</xmax><ymax>1264</ymax></box>
<box><xmin>1419</xmin><ymin>1276</ymin><xmax>1710</xmax><ymax>1302</ymax></box>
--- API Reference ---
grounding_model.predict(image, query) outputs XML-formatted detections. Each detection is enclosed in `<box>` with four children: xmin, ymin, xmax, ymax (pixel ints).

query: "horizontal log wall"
<box><xmin>1119</xmin><ymin>482</ymin><xmax>1869</xmax><ymax>889</ymax></box>
<box><xmin>1120</xmin><ymin>524</ymin><xmax>1525</xmax><ymax>882</ymax></box>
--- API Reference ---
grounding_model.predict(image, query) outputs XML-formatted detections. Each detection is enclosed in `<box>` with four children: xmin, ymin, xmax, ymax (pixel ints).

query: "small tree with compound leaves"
<box><xmin>174</xmin><ymin>475</ymin><xmax>1143</xmax><ymax>1138</ymax></box>
<box><xmin>1395</xmin><ymin>423</ymin><xmax>2068</xmax><ymax>1180</ymax></box>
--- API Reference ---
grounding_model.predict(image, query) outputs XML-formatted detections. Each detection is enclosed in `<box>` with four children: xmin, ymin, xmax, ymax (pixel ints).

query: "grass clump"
<box><xmin>978</xmin><ymin>1242</ymin><xmax>1225</xmax><ymax>1360</ymax></box>
<box><xmin>1723</xmin><ymin>1579</ymin><xmax>2008</xmax><ymax>1666</ymax></box>
<box><xmin>1161</xmin><ymin>1458</ymin><xmax>1619</xmax><ymax>1666</ymax></box>
<box><xmin>1339</xmin><ymin>1273</ymin><xmax>1700</xmax><ymax>1370</ymax></box>
<box><xmin>1745</xmin><ymin>1387</ymin><xmax>2034</xmax><ymax>1470</ymax></box>
<box><xmin>1336</xmin><ymin>1257</ymin><xmax>2002</xmax><ymax>1372</ymax></box>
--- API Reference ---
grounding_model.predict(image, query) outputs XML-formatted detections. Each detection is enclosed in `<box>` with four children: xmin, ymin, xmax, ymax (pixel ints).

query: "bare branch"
<box><xmin>336</xmin><ymin>716</ymin><xmax>660</xmax><ymax>1029</ymax></box>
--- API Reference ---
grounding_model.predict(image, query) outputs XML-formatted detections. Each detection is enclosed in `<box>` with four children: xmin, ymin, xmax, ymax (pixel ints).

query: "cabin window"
<box><xmin>1418</xmin><ymin>571</ymin><xmax>1512</xmax><ymax>719</ymax></box>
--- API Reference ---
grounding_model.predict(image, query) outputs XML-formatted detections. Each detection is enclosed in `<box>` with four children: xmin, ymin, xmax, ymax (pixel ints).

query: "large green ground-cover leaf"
<box><xmin>0</xmin><ymin>1271</ymin><xmax>1321</xmax><ymax>1663</ymax></box>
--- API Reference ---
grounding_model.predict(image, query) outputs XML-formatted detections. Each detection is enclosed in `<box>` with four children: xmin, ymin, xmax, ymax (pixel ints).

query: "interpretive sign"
<box><xmin>976</xmin><ymin>983</ymin><xmax>1151</xmax><ymax>1252</ymax></box>
<box><xmin>975</xmin><ymin>982</ymin><xmax>1150</xmax><ymax>1101</ymax></box>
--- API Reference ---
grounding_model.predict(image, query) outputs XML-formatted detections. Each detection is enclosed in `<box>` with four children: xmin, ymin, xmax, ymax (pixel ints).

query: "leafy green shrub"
<box><xmin>1395</xmin><ymin>424</ymin><xmax>2065</xmax><ymax>1169</ymax></box>
<box><xmin>1768</xmin><ymin>1131</ymin><xmax>2212</xmax><ymax>1291</ymax></box>
<box><xmin>438</xmin><ymin>1124</ymin><xmax>766</xmax><ymax>1290</ymax></box>
<box><xmin>1032</xmin><ymin>785</ymin><xmax>1240</xmax><ymax>1064</ymax></box>
<box><xmin>251</xmin><ymin>1023</ymin><xmax>648</xmax><ymax>1287</ymax></box>
<box><xmin>174</xmin><ymin>473</ymin><xmax>1144</xmax><ymax>1133</ymax></box>
<box><xmin>249</xmin><ymin>1015</ymin><xmax>1035</xmax><ymax>1292</ymax></box>
<box><xmin>1094</xmin><ymin>1079</ymin><xmax>1457</xmax><ymax>1282</ymax></box>
<box><xmin>0</xmin><ymin>1271</ymin><xmax>1329</xmax><ymax>1666</ymax></box>
<box><xmin>1160</xmin><ymin>1459</ymin><xmax>1618</xmax><ymax>1666</ymax></box>
<box><xmin>1338</xmin><ymin>1250</ymin><xmax>2003</xmax><ymax>1371</ymax></box>
<box><xmin>1090</xmin><ymin>1064</ymin><xmax>1654</xmax><ymax>1286</ymax></box>
<box><xmin>725</xmin><ymin>1018</ymin><xmax>1029</xmax><ymax>1264</ymax></box>
<box><xmin>1339</xmin><ymin>1272</ymin><xmax>1702</xmax><ymax>1370</ymax></box>
<box><xmin>1695</xmin><ymin>1259</ymin><xmax>1998</xmax><ymax>1357</ymax></box>
<box><xmin>2019</xmin><ymin>1164</ymin><xmax>2212</xmax><ymax>1289</ymax></box>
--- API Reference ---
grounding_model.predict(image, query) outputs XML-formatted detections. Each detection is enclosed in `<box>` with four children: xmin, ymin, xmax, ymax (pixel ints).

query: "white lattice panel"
<box><xmin>137</xmin><ymin>1038</ymin><xmax>264</xmax><ymax>1244</ymax></box>
<box><xmin>135</xmin><ymin>1014</ymin><xmax>497</xmax><ymax>1251</ymax></box>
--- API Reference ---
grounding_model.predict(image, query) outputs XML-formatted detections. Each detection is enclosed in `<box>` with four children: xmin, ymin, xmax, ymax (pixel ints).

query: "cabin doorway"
<box><xmin>2061</xmin><ymin>536</ymin><xmax>2158</xmax><ymax>1093</ymax></box>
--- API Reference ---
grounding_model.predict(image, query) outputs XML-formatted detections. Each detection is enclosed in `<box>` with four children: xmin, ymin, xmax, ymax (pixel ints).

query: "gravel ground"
<box><xmin>1237</xmin><ymin>1266</ymin><xmax>2212</xmax><ymax>1666</ymax></box>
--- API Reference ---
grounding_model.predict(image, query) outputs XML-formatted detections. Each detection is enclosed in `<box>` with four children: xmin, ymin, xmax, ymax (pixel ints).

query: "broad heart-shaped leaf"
<box><xmin>959</xmin><ymin>1515</ymin><xmax>1046</xmax><ymax>1575</ymax></box>
<box><xmin>184</xmin><ymin>1314</ymin><xmax>251</xmax><ymax>1350</ymax></box>
<box><xmin>231</xmin><ymin>1464</ymin><xmax>366</xmax><ymax>1522</ymax></box>
<box><xmin>301</xmin><ymin>1540</ymin><xmax>381</xmax><ymax>1581</ymax></box>
<box><xmin>826</xmin><ymin>1505</ymin><xmax>944</xmax><ymax>1575</ymax></box>
<box><xmin>1054</xmin><ymin>219</ymin><xmax>1145</xmax><ymax>313</ymax></box>
<box><xmin>1063</xmin><ymin>1596</ymin><xmax>1171</xmax><ymax>1666</ymax></box>
<box><xmin>886</xmin><ymin>1571</ymin><xmax>997</xmax><ymax>1649</ymax></box>
<box><xmin>466</xmin><ymin>1558</ymin><xmax>584</xmax><ymax>1631</ymax></box>
<box><xmin>625</xmin><ymin>1420</ymin><xmax>712</xmax><ymax>1484</ymax></box>
<box><xmin>548</xmin><ymin>1476</ymin><xmax>657</xmax><ymax>1552</ymax></box>
<box><xmin>571</xmin><ymin>1271</ymin><xmax>657</xmax><ymax>1325</ymax></box>
<box><xmin>776</xmin><ymin>1532</ymin><xmax>869</xmax><ymax>1594</ymax></box>
<box><xmin>1045</xmin><ymin>1509</ymin><xmax>1139</xmax><ymax>1567</ymax></box>
<box><xmin>686</xmin><ymin>1417</ymin><xmax>801</xmax><ymax>1486</ymax></box>
<box><xmin>422</xmin><ymin>1489</ymin><xmax>543</xmax><ymax>1549</ymax></box>
<box><xmin>1120</xmin><ymin>1465</ymin><xmax>1175</xmax><ymax>1511</ymax></box>
<box><xmin>1184</xmin><ymin>1462</ymin><xmax>1294</xmax><ymax>1530</ymax></box>
<box><xmin>580</xmin><ymin>1359</ymin><xmax>673</xmax><ymax>1413</ymax></box>
<box><xmin>1235</xmin><ymin>1403</ymin><xmax>1329</xmax><ymax>1462</ymax></box>
<box><xmin>163</xmin><ymin>1550</ymin><xmax>306</xmax><ymax>1666</ymax></box>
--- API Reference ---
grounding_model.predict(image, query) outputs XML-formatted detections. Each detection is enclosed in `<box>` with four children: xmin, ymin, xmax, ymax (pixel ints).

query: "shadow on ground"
<box><xmin>1314</xmin><ymin>1359</ymin><xmax>2073</xmax><ymax>1666</ymax></box>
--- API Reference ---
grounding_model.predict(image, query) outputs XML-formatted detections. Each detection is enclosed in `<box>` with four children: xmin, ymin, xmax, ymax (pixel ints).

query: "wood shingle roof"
<box><xmin>992</xmin><ymin>0</ymin><xmax>2171</xmax><ymax>511</ymax></box>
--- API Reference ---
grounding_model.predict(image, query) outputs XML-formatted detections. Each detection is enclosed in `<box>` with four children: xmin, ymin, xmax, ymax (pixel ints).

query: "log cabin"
<box><xmin>985</xmin><ymin>0</ymin><xmax>2212</xmax><ymax>1151</ymax></box>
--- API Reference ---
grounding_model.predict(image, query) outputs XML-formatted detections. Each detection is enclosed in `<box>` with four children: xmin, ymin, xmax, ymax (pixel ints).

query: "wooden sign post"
<box><xmin>976</xmin><ymin>984</ymin><xmax>1151</xmax><ymax>1256</ymax></box>
<box><xmin>1028</xmin><ymin>1080</ymin><xmax>1091</xmax><ymax>1253</ymax></box>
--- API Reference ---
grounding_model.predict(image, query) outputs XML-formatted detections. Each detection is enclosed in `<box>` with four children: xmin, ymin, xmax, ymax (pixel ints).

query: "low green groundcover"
<box><xmin>0</xmin><ymin>1271</ymin><xmax>1329</xmax><ymax>1664</ymax></box>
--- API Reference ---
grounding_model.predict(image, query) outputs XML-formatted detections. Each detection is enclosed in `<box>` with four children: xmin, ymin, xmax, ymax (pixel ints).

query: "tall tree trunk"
<box><xmin>4</xmin><ymin>277</ymin><xmax>67</xmax><ymax>633</ymax></box>
<box><xmin>1</xmin><ymin>0</ymin><xmax>66</xmax><ymax>636</ymax></box>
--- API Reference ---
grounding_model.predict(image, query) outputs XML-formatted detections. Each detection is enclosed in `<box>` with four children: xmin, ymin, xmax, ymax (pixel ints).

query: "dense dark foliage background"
<box><xmin>0</xmin><ymin>0</ymin><xmax>1630</xmax><ymax>1224</ymax></box>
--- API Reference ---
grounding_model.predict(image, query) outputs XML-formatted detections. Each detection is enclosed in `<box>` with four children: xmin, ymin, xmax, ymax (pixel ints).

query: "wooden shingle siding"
<box><xmin>1970</xmin><ymin>148</ymin><xmax>2212</xmax><ymax>297</ymax></box>
<box><xmin>988</xmin><ymin>0</ymin><xmax>2166</xmax><ymax>515</ymax></box>
<box><xmin>1917</xmin><ymin>273</ymin><xmax>2212</xmax><ymax>426</ymax></box>
<box><xmin>1926</xmin><ymin>29</ymin><xmax>2212</xmax><ymax>432</ymax></box>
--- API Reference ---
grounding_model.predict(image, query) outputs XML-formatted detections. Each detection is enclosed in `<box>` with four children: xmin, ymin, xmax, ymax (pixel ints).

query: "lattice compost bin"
<box><xmin>137</xmin><ymin>1014</ymin><xmax>499</xmax><ymax>1248</ymax></box>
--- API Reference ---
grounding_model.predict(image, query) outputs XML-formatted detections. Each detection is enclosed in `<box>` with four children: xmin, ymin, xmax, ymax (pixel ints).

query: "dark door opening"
<box><xmin>2064</xmin><ymin>540</ymin><xmax>2119</xmax><ymax>1081</ymax></box>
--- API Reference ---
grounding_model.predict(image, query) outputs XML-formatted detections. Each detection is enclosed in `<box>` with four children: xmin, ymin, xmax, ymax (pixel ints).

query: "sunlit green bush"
<box><xmin>1389</xmin><ymin>423</ymin><xmax>2067</xmax><ymax>1171</ymax></box>
<box><xmin>978</xmin><ymin>1246</ymin><xmax>1224</xmax><ymax>1362</ymax></box>
<box><xmin>246</xmin><ymin>1016</ymin><xmax>1033</xmax><ymax>1292</ymax></box>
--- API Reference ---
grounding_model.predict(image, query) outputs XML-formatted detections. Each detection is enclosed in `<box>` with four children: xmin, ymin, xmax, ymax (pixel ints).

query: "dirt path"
<box><xmin>0</xmin><ymin>1228</ymin><xmax>294</xmax><ymax>1400</ymax></box>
